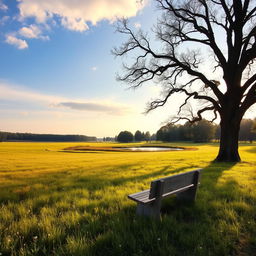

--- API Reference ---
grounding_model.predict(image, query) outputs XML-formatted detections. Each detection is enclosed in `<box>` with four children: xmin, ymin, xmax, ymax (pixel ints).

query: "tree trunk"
<box><xmin>215</xmin><ymin>114</ymin><xmax>241</xmax><ymax>162</ymax></box>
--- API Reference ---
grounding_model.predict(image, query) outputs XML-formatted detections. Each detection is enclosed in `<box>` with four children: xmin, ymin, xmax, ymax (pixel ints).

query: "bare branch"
<box><xmin>114</xmin><ymin>0</ymin><xmax>256</xmax><ymax>152</ymax></box>
<box><xmin>242</xmin><ymin>73</ymin><xmax>256</xmax><ymax>92</ymax></box>
<box><xmin>146</xmin><ymin>81</ymin><xmax>221</xmax><ymax>114</ymax></box>
<box><xmin>169</xmin><ymin>105</ymin><xmax>216</xmax><ymax>125</ymax></box>
<box><xmin>240</xmin><ymin>81</ymin><xmax>256</xmax><ymax>115</ymax></box>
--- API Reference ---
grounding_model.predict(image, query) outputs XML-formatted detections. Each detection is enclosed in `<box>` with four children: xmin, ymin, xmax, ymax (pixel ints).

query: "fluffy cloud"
<box><xmin>19</xmin><ymin>24</ymin><xmax>49</xmax><ymax>40</ymax></box>
<box><xmin>5</xmin><ymin>35</ymin><xmax>28</xmax><ymax>49</ymax></box>
<box><xmin>5</xmin><ymin>0</ymin><xmax>146</xmax><ymax>49</ymax></box>
<box><xmin>61</xmin><ymin>17</ymin><xmax>89</xmax><ymax>32</ymax></box>
<box><xmin>6</xmin><ymin>25</ymin><xmax>49</xmax><ymax>49</ymax></box>
<box><xmin>17</xmin><ymin>0</ymin><xmax>146</xmax><ymax>31</ymax></box>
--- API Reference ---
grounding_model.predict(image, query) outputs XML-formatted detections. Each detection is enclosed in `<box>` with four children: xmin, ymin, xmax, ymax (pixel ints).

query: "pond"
<box><xmin>125</xmin><ymin>147</ymin><xmax>183</xmax><ymax>152</ymax></box>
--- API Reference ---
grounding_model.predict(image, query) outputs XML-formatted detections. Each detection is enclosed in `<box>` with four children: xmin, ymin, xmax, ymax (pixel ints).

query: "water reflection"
<box><xmin>125</xmin><ymin>147</ymin><xmax>183</xmax><ymax>152</ymax></box>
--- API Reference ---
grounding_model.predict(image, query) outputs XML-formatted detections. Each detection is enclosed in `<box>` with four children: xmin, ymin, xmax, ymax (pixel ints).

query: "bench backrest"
<box><xmin>149</xmin><ymin>169</ymin><xmax>202</xmax><ymax>199</ymax></box>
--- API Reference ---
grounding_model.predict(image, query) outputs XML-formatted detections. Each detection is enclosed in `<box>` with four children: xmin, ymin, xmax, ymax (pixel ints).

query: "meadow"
<box><xmin>0</xmin><ymin>141</ymin><xmax>256</xmax><ymax>256</ymax></box>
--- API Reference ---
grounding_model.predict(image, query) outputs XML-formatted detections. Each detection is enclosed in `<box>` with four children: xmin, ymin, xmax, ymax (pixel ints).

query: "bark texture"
<box><xmin>215</xmin><ymin>116</ymin><xmax>242</xmax><ymax>162</ymax></box>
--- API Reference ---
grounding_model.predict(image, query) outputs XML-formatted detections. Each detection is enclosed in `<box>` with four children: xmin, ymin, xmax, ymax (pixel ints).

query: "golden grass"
<box><xmin>0</xmin><ymin>141</ymin><xmax>256</xmax><ymax>255</ymax></box>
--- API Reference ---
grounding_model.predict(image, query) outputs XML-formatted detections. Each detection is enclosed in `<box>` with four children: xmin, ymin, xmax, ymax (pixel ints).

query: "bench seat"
<box><xmin>128</xmin><ymin>189</ymin><xmax>154</xmax><ymax>204</ymax></box>
<box><xmin>128</xmin><ymin>184</ymin><xmax>195</xmax><ymax>204</ymax></box>
<box><xmin>128</xmin><ymin>169</ymin><xmax>202</xmax><ymax>219</ymax></box>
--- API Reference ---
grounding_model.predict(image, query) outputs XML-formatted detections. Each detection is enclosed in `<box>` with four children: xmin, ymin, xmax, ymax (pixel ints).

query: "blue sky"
<box><xmin>1</xmin><ymin>0</ymin><xmax>254</xmax><ymax>137</ymax></box>
<box><xmin>0</xmin><ymin>0</ymin><xmax>173</xmax><ymax>137</ymax></box>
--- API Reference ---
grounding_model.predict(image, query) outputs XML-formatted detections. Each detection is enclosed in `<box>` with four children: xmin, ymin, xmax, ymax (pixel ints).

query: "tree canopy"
<box><xmin>134</xmin><ymin>130</ymin><xmax>144</xmax><ymax>141</ymax></box>
<box><xmin>156</xmin><ymin>119</ymin><xmax>216</xmax><ymax>142</ymax></box>
<box><xmin>117</xmin><ymin>131</ymin><xmax>134</xmax><ymax>142</ymax></box>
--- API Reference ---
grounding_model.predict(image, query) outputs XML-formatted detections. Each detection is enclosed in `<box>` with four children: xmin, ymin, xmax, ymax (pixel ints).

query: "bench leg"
<box><xmin>136</xmin><ymin>199</ymin><xmax>161</xmax><ymax>219</ymax></box>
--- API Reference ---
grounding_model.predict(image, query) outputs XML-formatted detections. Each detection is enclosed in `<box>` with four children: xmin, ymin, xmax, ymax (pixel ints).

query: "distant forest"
<box><xmin>156</xmin><ymin>119</ymin><xmax>256</xmax><ymax>143</ymax></box>
<box><xmin>116</xmin><ymin>119</ymin><xmax>256</xmax><ymax>143</ymax></box>
<box><xmin>1</xmin><ymin>118</ymin><xmax>255</xmax><ymax>143</ymax></box>
<box><xmin>0</xmin><ymin>132</ymin><xmax>97</xmax><ymax>142</ymax></box>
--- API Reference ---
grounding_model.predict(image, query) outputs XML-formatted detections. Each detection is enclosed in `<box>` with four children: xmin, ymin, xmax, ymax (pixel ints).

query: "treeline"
<box><xmin>0</xmin><ymin>132</ymin><xmax>97</xmax><ymax>142</ymax></box>
<box><xmin>116</xmin><ymin>130</ymin><xmax>156</xmax><ymax>143</ymax></box>
<box><xmin>156</xmin><ymin>119</ymin><xmax>256</xmax><ymax>143</ymax></box>
<box><xmin>116</xmin><ymin>119</ymin><xmax>256</xmax><ymax>143</ymax></box>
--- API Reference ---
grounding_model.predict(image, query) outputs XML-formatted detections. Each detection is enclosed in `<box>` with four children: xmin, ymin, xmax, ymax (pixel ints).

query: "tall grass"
<box><xmin>0</xmin><ymin>142</ymin><xmax>256</xmax><ymax>255</ymax></box>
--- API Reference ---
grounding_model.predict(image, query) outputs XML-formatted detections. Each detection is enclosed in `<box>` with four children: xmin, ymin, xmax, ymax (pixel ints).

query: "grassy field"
<box><xmin>0</xmin><ymin>142</ymin><xmax>256</xmax><ymax>256</ymax></box>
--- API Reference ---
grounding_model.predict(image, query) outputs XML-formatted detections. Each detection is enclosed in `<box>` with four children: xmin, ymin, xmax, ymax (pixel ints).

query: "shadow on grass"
<box><xmin>2</xmin><ymin>161</ymin><xmax>256</xmax><ymax>256</ymax></box>
<box><xmin>70</xmin><ymin>160</ymin><xmax>255</xmax><ymax>256</ymax></box>
<box><xmin>85</xmin><ymin>161</ymin><xmax>256</xmax><ymax>256</ymax></box>
<box><xmin>0</xmin><ymin>163</ymin><xmax>198</xmax><ymax>204</ymax></box>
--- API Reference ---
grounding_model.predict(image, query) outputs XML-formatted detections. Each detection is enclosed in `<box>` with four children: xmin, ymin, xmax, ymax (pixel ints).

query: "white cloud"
<box><xmin>134</xmin><ymin>22</ymin><xmax>141</xmax><ymax>28</ymax></box>
<box><xmin>58</xmin><ymin>102</ymin><xmax>129</xmax><ymax>115</ymax></box>
<box><xmin>4</xmin><ymin>0</ymin><xmax>147</xmax><ymax>49</ymax></box>
<box><xmin>0</xmin><ymin>1</ymin><xmax>8</xmax><ymax>11</ymax></box>
<box><xmin>0</xmin><ymin>82</ymin><xmax>63</xmax><ymax>103</ymax></box>
<box><xmin>91</xmin><ymin>66</ymin><xmax>98</xmax><ymax>71</ymax></box>
<box><xmin>5</xmin><ymin>35</ymin><xmax>28</xmax><ymax>49</ymax></box>
<box><xmin>5</xmin><ymin>25</ymin><xmax>49</xmax><ymax>49</ymax></box>
<box><xmin>0</xmin><ymin>15</ymin><xmax>9</xmax><ymax>25</ymax></box>
<box><xmin>0</xmin><ymin>81</ymin><xmax>169</xmax><ymax>137</ymax></box>
<box><xmin>61</xmin><ymin>17</ymin><xmax>89</xmax><ymax>32</ymax></box>
<box><xmin>17</xmin><ymin>0</ymin><xmax>147</xmax><ymax>31</ymax></box>
<box><xmin>0</xmin><ymin>82</ymin><xmax>131</xmax><ymax>116</ymax></box>
<box><xmin>19</xmin><ymin>24</ymin><xmax>49</xmax><ymax>40</ymax></box>
<box><xmin>19</xmin><ymin>24</ymin><xmax>41</xmax><ymax>38</ymax></box>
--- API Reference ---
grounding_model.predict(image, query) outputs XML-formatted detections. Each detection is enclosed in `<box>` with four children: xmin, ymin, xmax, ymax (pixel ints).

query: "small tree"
<box><xmin>180</xmin><ymin>122</ymin><xmax>193</xmax><ymax>141</ymax></box>
<box><xmin>151</xmin><ymin>133</ymin><xmax>157</xmax><ymax>141</ymax></box>
<box><xmin>239</xmin><ymin>119</ymin><xmax>255</xmax><ymax>142</ymax></box>
<box><xmin>134</xmin><ymin>130</ymin><xmax>143</xmax><ymax>141</ymax></box>
<box><xmin>145</xmin><ymin>131</ymin><xmax>151</xmax><ymax>142</ymax></box>
<box><xmin>192</xmin><ymin>119</ymin><xmax>216</xmax><ymax>143</ymax></box>
<box><xmin>0</xmin><ymin>131</ymin><xmax>7</xmax><ymax>142</ymax></box>
<box><xmin>117</xmin><ymin>131</ymin><xmax>134</xmax><ymax>143</ymax></box>
<box><xmin>156</xmin><ymin>127</ymin><xmax>167</xmax><ymax>141</ymax></box>
<box><xmin>114</xmin><ymin>0</ymin><xmax>256</xmax><ymax>162</ymax></box>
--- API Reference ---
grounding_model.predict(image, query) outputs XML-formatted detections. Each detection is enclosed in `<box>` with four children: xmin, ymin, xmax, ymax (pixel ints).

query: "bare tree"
<box><xmin>113</xmin><ymin>0</ymin><xmax>256</xmax><ymax>162</ymax></box>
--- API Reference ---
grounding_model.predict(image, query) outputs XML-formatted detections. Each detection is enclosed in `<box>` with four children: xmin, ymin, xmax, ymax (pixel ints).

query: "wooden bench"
<box><xmin>128</xmin><ymin>169</ymin><xmax>202</xmax><ymax>219</ymax></box>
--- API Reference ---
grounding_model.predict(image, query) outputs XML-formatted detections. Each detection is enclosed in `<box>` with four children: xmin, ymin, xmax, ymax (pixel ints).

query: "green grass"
<box><xmin>0</xmin><ymin>141</ymin><xmax>256</xmax><ymax>255</ymax></box>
